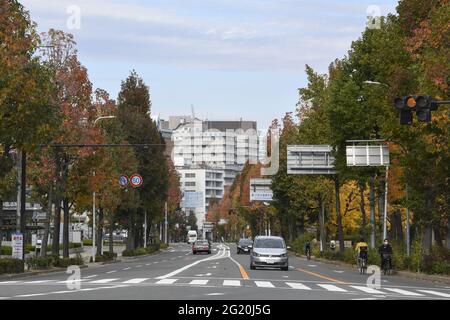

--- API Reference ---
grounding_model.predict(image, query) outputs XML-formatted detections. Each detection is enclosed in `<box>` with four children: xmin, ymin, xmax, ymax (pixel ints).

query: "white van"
<box><xmin>187</xmin><ymin>230</ymin><xmax>197</xmax><ymax>244</ymax></box>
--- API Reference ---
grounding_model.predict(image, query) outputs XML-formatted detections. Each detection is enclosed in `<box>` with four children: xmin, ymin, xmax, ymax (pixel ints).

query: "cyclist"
<box><xmin>304</xmin><ymin>240</ymin><xmax>311</xmax><ymax>259</ymax></box>
<box><xmin>379</xmin><ymin>239</ymin><xmax>393</xmax><ymax>271</ymax></box>
<box><xmin>355</xmin><ymin>238</ymin><xmax>369</xmax><ymax>268</ymax></box>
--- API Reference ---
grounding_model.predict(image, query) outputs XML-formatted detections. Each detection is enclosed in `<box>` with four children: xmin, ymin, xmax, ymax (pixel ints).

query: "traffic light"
<box><xmin>393</xmin><ymin>95</ymin><xmax>439</xmax><ymax>124</ymax></box>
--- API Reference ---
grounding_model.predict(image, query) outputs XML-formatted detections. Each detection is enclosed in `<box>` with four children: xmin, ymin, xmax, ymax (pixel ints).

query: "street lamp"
<box><xmin>91</xmin><ymin>115</ymin><xmax>116</xmax><ymax>262</ymax></box>
<box><xmin>362</xmin><ymin>80</ymin><xmax>389</xmax><ymax>241</ymax></box>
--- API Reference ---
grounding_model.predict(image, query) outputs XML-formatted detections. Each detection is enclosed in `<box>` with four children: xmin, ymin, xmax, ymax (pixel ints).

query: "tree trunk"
<box><xmin>109</xmin><ymin>221</ymin><xmax>114</xmax><ymax>254</ymax></box>
<box><xmin>52</xmin><ymin>202</ymin><xmax>61</xmax><ymax>256</ymax></box>
<box><xmin>62</xmin><ymin>198</ymin><xmax>70</xmax><ymax>258</ymax></box>
<box><xmin>334</xmin><ymin>177</ymin><xmax>344</xmax><ymax>253</ymax></box>
<box><xmin>96</xmin><ymin>207</ymin><xmax>104</xmax><ymax>256</ymax></box>
<box><xmin>377</xmin><ymin>176</ymin><xmax>385</xmax><ymax>237</ymax></box>
<box><xmin>52</xmin><ymin>150</ymin><xmax>61</xmax><ymax>256</ymax></box>
<box><xmin>40</xmin><ymin>184</ymin><xmax>53</xmax><ymax>257</ymax></box>
<box><xmin>422</xmin><ymin>226</ymin><xmax>432</xmax><ymax>255</ymax></box>
<box><xmin>433</xmin><ymin>226</ymin><xmax>443</xmax><ymax>247</ymax></box>
<box><xmin>0</xmin><ymin>199</ymin><xmax>3</xmax><ymax>249</ymax></box>
<box><xmin>369</xmin><ymin>176</ymin><xmax>376</xmax><ymax>248</ymax></box>
<box><xmin>446</xmin><ymin>219</ymin><xmax>450</xmax><ymax>249</ymax></box>
<box><xmin>390</xmin><ymin>209</ymin><xmax>403</xmax><ymax>243</ymax></box>
<box><xmin>126</xmin><ymin>213</ymin><xmax>135</xmax><ymax>250</ymax></box>
<box><xmin>358</xmin><ymin>181</ymin><xmax>367</xmax><ymax>238</ymax></box>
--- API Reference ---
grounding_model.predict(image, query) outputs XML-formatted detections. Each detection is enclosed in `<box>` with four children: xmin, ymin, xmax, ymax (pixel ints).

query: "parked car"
<box><xmin>237</xmin><ymin>238</ymin><xmax>253</xmax><ymax>254</ymax></box>
<box><xmin>193</xmin><ymin>240</ymin><xmax>211</xmax><ymax>255</ymax></box>
<box><xmin>249</xmin><ymin>236</ymin><xmax>290</xmax><ymax>271</ymax></box>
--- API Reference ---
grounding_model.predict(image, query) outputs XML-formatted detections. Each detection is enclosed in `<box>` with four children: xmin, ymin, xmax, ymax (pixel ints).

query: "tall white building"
<box><xmin>168</xmin><ymin>117</ymin><xmax>259</xmax><ymax>233</ymax></box>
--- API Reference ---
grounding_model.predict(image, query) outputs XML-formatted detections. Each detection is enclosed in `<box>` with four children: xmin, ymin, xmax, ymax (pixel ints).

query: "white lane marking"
<box><xmin>122</xmin><ymin>278</ymin><xmax>149</xmax><ymax>284</ymax></box>
<box><xmin>185</xmin><ymin>253</ymin><xmax>189</xmax><ymax>256</ymax></box>
<box><xmin>154</xmin><ymin>262</ymin><xmax>159</xmax><ymax>264</ymax></box>
<box><xmin>0</xmin><ymin>297</ymin><xmax>9</xmax><ymax>300</ymax></box>
<box><xmin>145</xmin><ymin>264</ymin><xmax>151</xmax><ymax>266</ymax></box>
<box><xmin>282</xmin><ymin>276</ymin><xmax>289</xmax><ymax>278</ymax></box>
<box><xmin>255</xmin><ymin>281</ymin><xmax>275</xmax><ymax>288</ymax></box>
<box><xmin>15</xmin><ymin>293</ymin><xmax>49</xmax><ymax>297</ymax></box>
<box><xmin>84</xmin><ymin>275</ymin><xmax>97</xmax><ymax>279</ymax></box>
<box><xmin>178</xmin><ymin>256</ymin><xmax>183</xmax><ymax>258</ymax></box>
<box><xmin>307</xmin><ymin>265</ymin><xmax>317</xmax><ymax>267</ymax></box>
<box><xmin>351</xmin><ymin>286</ymin><xmax>385</xmax><ymax>294</ymax></box>
<box><xmin>317</xmin><ymin>284</ymin><xmax>348</xmax><ymax>292</ymax></box>
<box><xmin>136</xmin><ymin>265</ymin><xmax>143</xmax><ymax>268</ymax></box>
<box><xmin>0</xmin><ymin>281</ymin><xmax>19</xmax><ymax>284</ymax></box>
<box><xmin>156</xmin><ymin>279</ymin><xmax>178</xmax><ymax>285</ymax></box>
<box><xmin>89</xmin><ymin>278</ymin><xmax>119</xmax><ymax>284</ymax></box>
<box><xmin>156</xmin><ymin>246</ymin><xmax>226</xmax><ymax>280</ymax></box>
<box><xmin>333</xmin><ymin>270</ymin><xmax>345</xmax><ymax>273</ymax></box>
<box><xmin>352</xmin><ymin>297</ymin><xmax>378</xmax><ymax>300</ymax></box>
<box><xmin>286</xmin><ymin>282</ymin><xmax>311</xmax><ymax>290</ymax></box>
<box><xmin>56</xmin><ymin>279</ymin><xmax>87</xmax><ymax>284</ymax></box>
<box><xmin>417</xmin><ymin>290</ymin><xmax>450</xmax><ymax>298</ymax></box>
<box><xmin>189</xmin><ymin>279</ymin><xmax>209</xmax><ymax>285</ymax></box>
<box><xmin>384</xmin><ymin>288</ymin><xmax>424</xmax><ymax>296</ymax></box>
<box><xmin>106</xmin><ymin>270</ymin><xmax>117</xmax><ymax>274</ymax></box>
<box><xmin>223</xmin><ymin>280</ymin><xmax>241</xmax><ymax>287</ymax></box>
<box><xmin>205</xmin><ymin>293</ymin><xmax>224</xmax><ymax>296</ymax></box>
<box><xmin>24</xmin><ymin>280</ymin><xmax>56</xmax><ymax>284</ymax></box>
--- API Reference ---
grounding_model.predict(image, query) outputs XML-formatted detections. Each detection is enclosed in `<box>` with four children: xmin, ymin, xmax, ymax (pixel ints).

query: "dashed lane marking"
<box><xmin>156</xmin><ymin>279</ymin><xmax>178</xmax><ymax>285</ymax></box>
<box><xmin>89</xmin><ymin>278</ymin><xmax>119</xmax><ymax>284</ymax></box>
<box><xmin>122</xmin><ymin>278</ymin><xmax>149</xmax><ymax>284</ymax></box>
<box><xmin>417</xmin><ymin>290</ymin><xmax>450</xmax><ymax>298</ymax></box>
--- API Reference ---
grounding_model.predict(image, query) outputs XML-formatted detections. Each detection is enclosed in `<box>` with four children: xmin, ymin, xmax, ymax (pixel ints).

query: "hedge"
<box><xmin>122</xmin><ymin>244</ymin><xmax>160</xmax><ymax>257</ymax></box>
<box><xmin>0</xmin><ymin>258</ymin><xmax>24</xmax><ymax>274</ymax></box>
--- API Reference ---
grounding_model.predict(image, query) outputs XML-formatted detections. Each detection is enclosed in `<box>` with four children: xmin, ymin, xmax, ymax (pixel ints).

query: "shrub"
<box><xmin>291</xmin><ymin>233</ymin><xmax>315</xmax><ymax>255</ymax></box>
<box><xmin>121</xmin><ymin>249</ymin><xmax>135</xmax><ymax>257</ymax></box>
<box><xmin>0</xmin><ymin>258</ymin><xmax>24</xmax><ymax>274</ymax></box>
<box><xmin>55</xmin><ymin>254</ymin><xmax>84</xmax><ymax>268</ymax></box>
<box><xmin>83</xmin><ymin>240</ymin><xmax>93</xmax><ymax>246</ymax></box>
<box><xmin>0</xmin><ymin>246</ymin><xmax>12</xmax><ymax>255</ymax></box>
<box><xmin>95</xmin><ymin>251</ymin><xmax>117</xmax><ymax>262</ymax></box>
<box><xmin>26</xmin><ymin>256</ymin><xmax>53</xmax><ymax>270</ymax></box>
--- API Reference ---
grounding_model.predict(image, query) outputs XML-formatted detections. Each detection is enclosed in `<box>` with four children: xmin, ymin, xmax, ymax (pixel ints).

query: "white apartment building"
<box><xmin>168</xmin><ymin>117</ymin><xmax>259</xmax><ymax>231</ymax></box>
<box><xmin>178</xmin><ymin>168</ymin><xmax>225</xmax><ymax>230</ymax></box>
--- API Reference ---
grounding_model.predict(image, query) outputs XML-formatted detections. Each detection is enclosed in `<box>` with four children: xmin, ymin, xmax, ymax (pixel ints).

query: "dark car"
<box><xmin>193</xmin><ymin>240</ymin><xmax>211</xmax><ymax>255</ymax></box>
<box><xmin>237</xmin><ymin>239</ymin><xmax>253</xmax><ymax>254</ymax></box>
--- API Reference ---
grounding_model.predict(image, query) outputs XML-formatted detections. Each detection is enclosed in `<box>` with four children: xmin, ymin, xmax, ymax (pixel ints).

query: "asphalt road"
<box><xmin>1</xmin><ymin>243</ymin><xmax>449</xmax><ymax>300</ymax></box>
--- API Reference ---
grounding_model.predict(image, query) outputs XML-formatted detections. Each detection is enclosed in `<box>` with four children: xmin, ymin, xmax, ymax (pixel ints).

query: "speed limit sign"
<box><xmin>130</xmin><ymin>174</ymin><xmax>143</xmax><ymax>188</ymax></box>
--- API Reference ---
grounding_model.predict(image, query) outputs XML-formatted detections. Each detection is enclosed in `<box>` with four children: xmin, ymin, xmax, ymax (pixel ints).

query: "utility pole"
<box><xmin>164</xmin><ymin>202</ymin><xmax>168</xmax><ymax>244</ymax></box>
<box><xmin>406</xmin><ymin>184</ymin><xmax>411</xmax><ymax>256</ymax></box>
<box><xmin>144</xmin><ymin>212</ymin><xmax>147</xmax><ymax>248</ymax></box>
<box><xmin>383</xmin><ymin>166</ymin><xmax>389</xmax><ymax>240</ymax></box>
<box><xmin>92</xmin><ymin>190</ymin><xmax>96</xmax><ymax>263</ymax></box>
<box><xmin>16</xmin><ymin>150</ymin><xmax>27</xmax><ymax>264</ymax></box>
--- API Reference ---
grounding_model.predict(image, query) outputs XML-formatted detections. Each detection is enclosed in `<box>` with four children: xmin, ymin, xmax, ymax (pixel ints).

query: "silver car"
<box><xmin>249</xmin><ymin>236</ymin><xmax>290</xmax><ymax>271</ymax></box>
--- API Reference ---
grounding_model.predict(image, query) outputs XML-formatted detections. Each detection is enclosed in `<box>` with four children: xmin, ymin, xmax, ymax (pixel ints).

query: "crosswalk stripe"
<box><xmin>350</xmin><ymin>286</ymin><xmax>385</xmax><ymax>294</ymax></box>
<box><xmin>384</xmin><ymin>288</ymin><xmax>423</xmax><ymax>296</ymax></box>
<box><xmin>89</xmin><ymin>279</ymin><xmax>119</xmax><ymax>284</ymax></box>
<box><xmin>255</xmin><ymin>281</ymin><xmax>275</xmax><ymax>288</ymax></box>
<box><xmin>122</xmin><ymin>278</ymin><xmax>149</xmax><ymax>284</ymax></box>
<box><xmin>317</xmin><ymin>284</ymin><xmax>348</xmax><ymax>292</ymax></box>
<box><xmin>285</xmin><ymin>282</ymin><xmax>311</xmax><ymax>290</ymax></box>
<box><xmin>24</xmin><ymin>280</ymin><xmax>56</xmax><ymax>284</ymax></box>
<box><xmin>417</xmin><ymin>290</ymin><xmax>450</xmax><ymax>298</ymax></box>
<box><xmin>84</xmin><ymin>275</ymin><xmax>98</xmax><ymax>279</ymax></box>
<box><xmin>223</xmin><ymin>280</ymin><xmax>241</xmax><ymax>287</ymax></box>
<box><xmin>189</xmin><ymin>279</ymin><xmax>209</xmax><ymax>285</ymax></box>
<box><xmin>56</xmin><ymin>279</ymin><xmax>87</xmax><ymax>284</ymax></box>
<box><xmin>156</xmin><ymin>279</ymin><xmax>178</xmax><ymax>285</ymax></box>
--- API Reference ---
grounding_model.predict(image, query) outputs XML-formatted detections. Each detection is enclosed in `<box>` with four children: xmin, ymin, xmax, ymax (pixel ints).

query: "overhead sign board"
<box><xmin>346</xmin><ymin>145</ymin><xmax>389</xmax><ymax>167</ymax></box>
<box><xmin>182</xmin><ymin>191</ymin><xmax>204</xmax><ymax>208</ymax></box>
<box><xmin>250</xmin><ymin>178</ymin><xmax>273</xmax><ymax>201</ymax></box>
<box><xmin>11</xmin><ymin>232</ymin><xmax>23</xmax><ymax>260</ymax></box>
<box><xmin>287</xmin><ymin>145</ymin><xmax>336</xmax><ymax>174</ymax></box>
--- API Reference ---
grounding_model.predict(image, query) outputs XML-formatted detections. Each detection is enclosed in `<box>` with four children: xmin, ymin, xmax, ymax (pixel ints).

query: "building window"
<box><xmin>185</xmin><ymin>182</ymin><xmax>196</xmax><ymax>187</ymax></box>
<box><xmin>185</xmin><ymin>173</ymin><xmax>196</xmax><ymax>178</ymax></box>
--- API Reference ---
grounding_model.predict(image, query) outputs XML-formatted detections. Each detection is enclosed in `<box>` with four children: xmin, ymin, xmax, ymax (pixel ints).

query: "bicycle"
<box><xmin>357</xmin><ymin>255</ymin><xmax>368</xmax><ymax>275</ymax></box>
<box><xmin>381</xmin><ymin>253</ymin><xmax>392</xmax><ymax>275</ymax></box>
<box><xmin>305</xmin><ymin>248</ymin><xmax>311</xmax><ymax>260</ymax></box>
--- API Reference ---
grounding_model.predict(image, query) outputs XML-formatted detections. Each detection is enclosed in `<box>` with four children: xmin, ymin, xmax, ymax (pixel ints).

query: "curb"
<box><xmin>291</xmin><ymin>252</ymin><xmax>450</xmax><ymax>285</ymax></box>
<box><xmin>0</xmin><ymin>265</ymin><xmax>88</xmax><ymax>281</ymax></box>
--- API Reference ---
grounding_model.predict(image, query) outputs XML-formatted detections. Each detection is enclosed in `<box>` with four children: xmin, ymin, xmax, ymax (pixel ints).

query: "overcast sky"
<box><xmin>22</xmin><ymin>0</ymin><xmax>397</xmax><ymax>129</ymax></box>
